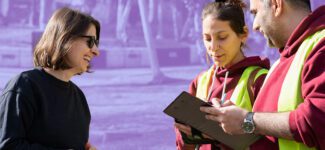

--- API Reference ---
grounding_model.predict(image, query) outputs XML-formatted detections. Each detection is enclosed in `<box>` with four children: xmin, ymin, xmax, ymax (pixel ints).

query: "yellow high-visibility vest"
<box><xmin>265</xmin><ymin>29</ymin><xmax>325</xmax><ymax>150</ymax></box>
<box><xmin>196</xmin><ymin>66</ymin><xmax>268</xmax><ymax>111</ymax></box>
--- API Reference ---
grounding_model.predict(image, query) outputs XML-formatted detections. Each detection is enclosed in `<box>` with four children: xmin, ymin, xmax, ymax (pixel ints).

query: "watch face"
<box><xmin>243</xmin><ymin>122</ymin><xmax>255</xmax><ymax>133</ymax></box>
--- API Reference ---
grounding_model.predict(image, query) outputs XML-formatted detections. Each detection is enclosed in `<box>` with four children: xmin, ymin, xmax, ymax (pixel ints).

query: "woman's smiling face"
<box><xmin>66</xmin><ymin>24</ymin><xmax>100</xmax><ymax>74</ymax></box>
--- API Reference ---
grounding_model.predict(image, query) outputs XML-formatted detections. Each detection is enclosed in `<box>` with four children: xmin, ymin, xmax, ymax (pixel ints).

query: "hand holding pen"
<box><xmin>200</xmin><ymin>98</ymin><xmax>248</xmax><ymax>135</ymax></box>
<box><xmin>199</xmin><ymin>71</ymin><xmax>249</xmax><ymax>135</ymax></box>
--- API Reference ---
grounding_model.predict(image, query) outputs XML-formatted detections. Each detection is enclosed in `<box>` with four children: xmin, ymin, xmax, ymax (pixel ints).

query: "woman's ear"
<box><xmin>241</xmin><ymin>26</ymin><xmax>249</xmax><ymax>43</ymax></box>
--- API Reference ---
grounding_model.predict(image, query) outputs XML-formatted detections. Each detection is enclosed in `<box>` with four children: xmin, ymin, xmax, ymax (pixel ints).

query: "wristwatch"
<box><xmin>242</xmin><ymin>112</ymin><xmax>255</xmax><ymax>134</ymax></box>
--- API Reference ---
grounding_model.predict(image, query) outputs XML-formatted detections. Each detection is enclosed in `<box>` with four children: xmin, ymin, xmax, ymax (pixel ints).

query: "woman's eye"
<box><xmin>219</xmin><ymin>36</ymin><xmax>227</xmax><ymax>40</ymax></box>
<box><xmin>203</xmin><ymin>38</ymin><xmax>211</xmax><ymax>42</ymax></box>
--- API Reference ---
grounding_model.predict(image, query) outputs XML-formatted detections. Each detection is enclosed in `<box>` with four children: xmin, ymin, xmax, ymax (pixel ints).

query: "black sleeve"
<box><xmin>0</xmin><ymin>91</ymin><xmax>66</xmax><ymax>150</ymax></box>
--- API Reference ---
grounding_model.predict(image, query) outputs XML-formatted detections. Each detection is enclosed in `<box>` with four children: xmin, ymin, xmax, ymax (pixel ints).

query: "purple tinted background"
<box><xmin>0</xmin><ymin>0</ymin><xmax>324</xmax><ymax>149</ymax></box>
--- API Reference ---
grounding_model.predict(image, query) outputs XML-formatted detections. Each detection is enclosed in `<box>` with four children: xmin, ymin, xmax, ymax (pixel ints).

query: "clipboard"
<box><xmin>163</xmin><ymin>91</ymin><xmax>261</xmax><ymax>150</ymax></box>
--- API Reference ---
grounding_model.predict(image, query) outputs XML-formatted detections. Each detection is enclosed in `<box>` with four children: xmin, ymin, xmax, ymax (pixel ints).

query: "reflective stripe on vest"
<box><xmin>230</xmin><ymin>66</ymin><xmax>268</xmax><ymax>111</ymax></box>
<box><xmin>267</xmin><ymin>29</ymin><xmax>325</xmax><ymax>150</ymax></box>
<box><xmin>196</xmin><ymin>65</ymin><xmax>215</xmax><ymax>101</ymax></box>
<box><xmin>196</xmin><ymin>66</ymin><xmax>268</xmax><ymax>111</ymax></box>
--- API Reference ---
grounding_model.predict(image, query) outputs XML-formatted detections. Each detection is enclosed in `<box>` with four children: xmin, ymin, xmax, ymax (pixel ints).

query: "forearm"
<box><xmin>253</xmin><ymin>112</ymin><xmax>294</xmax><ymax>140</ymax></box>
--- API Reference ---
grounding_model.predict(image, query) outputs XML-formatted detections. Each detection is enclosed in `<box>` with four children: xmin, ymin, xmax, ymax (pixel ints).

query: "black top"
<box><xmin>0</xmin><ymin>68</ymin><xmax>90</xmax><ymax>150</ymax></box>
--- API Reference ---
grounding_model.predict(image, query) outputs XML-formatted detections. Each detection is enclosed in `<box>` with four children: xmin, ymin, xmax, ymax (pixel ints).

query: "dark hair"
<box><xmin>202</xmin><ymin>0</ymin><xmax>247</xmax><ymax>35</ymax></box>
<box><xmin>34</xmin><ymin>7</ymin><xmax>100</xmax><ymax>71</ymax></box>
<box><xmin>262</xmin><ymin>0</ymin><xmax>311</xmax><ymax>11</ymax></box>
<box><xmin>286</xmin><ymin>0</ymin><xmax>311</xmax><ymax>10</ymax></box>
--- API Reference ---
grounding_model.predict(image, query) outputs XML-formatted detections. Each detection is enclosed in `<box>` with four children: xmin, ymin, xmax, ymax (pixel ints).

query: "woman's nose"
<box><xmin>210</xmin><ymin>41</ymin><xmax>220</xmax><ymax>52</ymax></box>
<box><xmin>91</xmin><ymin>46</ymin><xmax>100</xmax><ymax>56</ymax></box>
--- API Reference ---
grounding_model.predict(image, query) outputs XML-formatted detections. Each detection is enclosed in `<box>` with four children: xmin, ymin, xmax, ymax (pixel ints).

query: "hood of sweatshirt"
<box><xmin>280</xmin><ymin>6</ymin><xmax>325</xmax><ymax>58</ymax></box>
<box><xmin>215</xmin><ymin>56</ymin><xmax>270</xmax><ymax>77</ymax></box>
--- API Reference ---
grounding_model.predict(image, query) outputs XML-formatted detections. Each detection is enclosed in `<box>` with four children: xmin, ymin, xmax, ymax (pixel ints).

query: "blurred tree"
<box><xmin>0</xmin><ymin>0</ymin><xmax>9</xmax><ymax>26</ymax></box>
<box><xmin>137</xmin><ymin>0</ymin><xmax>167</xmax><ymax>84</ymax></box>
<box><xmin>116</xmin><ymin>0</ymin><xmax>132</xmax><ymax>44</ymax></box>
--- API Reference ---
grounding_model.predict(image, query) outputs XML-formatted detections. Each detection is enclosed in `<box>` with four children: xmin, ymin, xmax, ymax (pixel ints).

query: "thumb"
<box><xmin>221</xmin><ymin>100</ymin><xmax>234</xmax><ymax>107</ymax></box>
<box><xmin>211</xmin><ymin>98</ymin><xmax>221</xmax><ymax>108</ymax></box>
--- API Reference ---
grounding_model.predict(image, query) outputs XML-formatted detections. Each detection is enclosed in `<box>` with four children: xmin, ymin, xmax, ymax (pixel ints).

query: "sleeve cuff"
<box><xmin>289</xmin><ymin>110</ymin><xmax>303</xmax><ymax>142</ymax></box>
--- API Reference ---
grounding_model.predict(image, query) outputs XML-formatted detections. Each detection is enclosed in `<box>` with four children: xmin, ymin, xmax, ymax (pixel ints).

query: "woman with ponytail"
<box><xmin>174</xmin><ymin>0</ymin><xmax>271</xmax><ymax>149</ymax></box>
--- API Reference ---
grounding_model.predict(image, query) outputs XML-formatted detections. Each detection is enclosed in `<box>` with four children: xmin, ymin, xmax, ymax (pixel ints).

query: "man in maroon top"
<box><xmin>200</xmin><ymin>0</ymin><xmax>325</xmax><ymax>149</ymax></box>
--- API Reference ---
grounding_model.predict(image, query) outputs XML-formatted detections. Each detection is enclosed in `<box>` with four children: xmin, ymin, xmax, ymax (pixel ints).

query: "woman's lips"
<box><xmin>212</xmin><ymin>54</ymin><xmax>224</xmax><ymax>61</ymax></box>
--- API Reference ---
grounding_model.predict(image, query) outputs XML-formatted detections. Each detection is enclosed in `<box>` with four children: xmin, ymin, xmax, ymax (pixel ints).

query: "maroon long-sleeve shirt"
<box><xmin>252</xmin><ymin>6</ymin><xmax>325</xmax><ymax>149</ymax></box>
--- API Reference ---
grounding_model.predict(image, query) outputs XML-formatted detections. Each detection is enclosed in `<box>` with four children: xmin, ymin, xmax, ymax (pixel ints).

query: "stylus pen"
<box><xmin>221</xmin><ymin>71</ymin><xmax>229</xmax><ymax>104</ymax></box>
